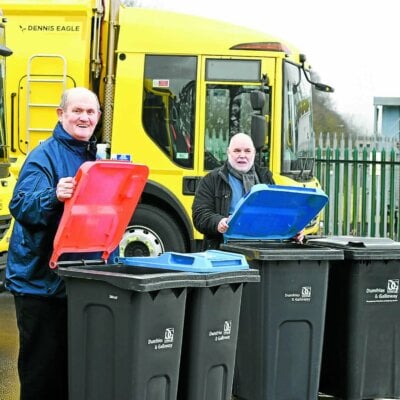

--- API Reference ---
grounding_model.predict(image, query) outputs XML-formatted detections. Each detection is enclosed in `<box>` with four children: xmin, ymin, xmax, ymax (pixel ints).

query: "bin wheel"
<box><xmin>119</xmin><ymin>204</ymin><xmax>186</xmax><ymax>257</ymax></box>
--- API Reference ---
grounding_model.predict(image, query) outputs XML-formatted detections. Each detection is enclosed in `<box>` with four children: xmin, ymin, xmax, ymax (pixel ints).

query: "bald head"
<box><xmin>56</xmin><ymin>87</ymin><xmax>101</xmax><ymax>142</ymax></box>
<box><xmin>228</xmin><ymin>133</ymin><xmax>255</xmax><ymax>150</ymax></box>
<box><xmin>59</xmin><ymin>87</ymin><xmax>100</xmax><ymax>111</ymax></box>
<box><xmin>227</xmin><ymin>133</ymin><xmax>256</xmax><ymax>172</ymax></box>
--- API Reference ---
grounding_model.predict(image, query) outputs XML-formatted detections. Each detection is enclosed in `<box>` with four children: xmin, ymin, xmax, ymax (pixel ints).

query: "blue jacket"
<box><xmin>6</xmin><ymin>122</ymin><xmax>98</xmax><ymax>297</ymax></box>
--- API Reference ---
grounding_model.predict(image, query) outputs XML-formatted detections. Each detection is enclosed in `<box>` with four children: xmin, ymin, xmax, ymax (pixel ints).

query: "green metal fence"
<box><xmin>315</xmin><ymin>134</ymin><xmax>400</xmax><ymax>240</ymax></box>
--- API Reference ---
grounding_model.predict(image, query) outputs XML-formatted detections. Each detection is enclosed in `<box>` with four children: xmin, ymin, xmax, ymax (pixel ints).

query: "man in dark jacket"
<box><xmin>192</xmin><ymin>133</ymin><xmax>275</xmax><ymax>250</ymax></box>
<box><xmin>6</xmin><ymin>87</ymin><xmax>101</xmax><ymax>400</ymax></box>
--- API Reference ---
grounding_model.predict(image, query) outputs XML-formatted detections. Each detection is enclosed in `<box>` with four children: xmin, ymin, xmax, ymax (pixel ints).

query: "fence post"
<box><xmin>324</xmin><ymin>146</ymin><xmax>332</xmax><ymax>235</ymax></box>
<box><xmin>351</xmin><ymin>148</ymin><xmax>359</xmax><ymax>235</ymax></box>
<box><xmin>343</xmin><ymin>147</ymin><xmax>350</xmax><ymax>235</ymax></box>
<box><xmin>379</xmin><ymin>148</ymin><xmax>387</xmax><ymax>237</ymax></box>
<box><xmin>370</xmin><ymin>148</ymin><xmax>377</xmax><ymax>237</ymax></box>
<box><xmin>389</xmin><ymin>148</ymin><xmax>396</xmax><ymax>238</ymax></box>
<box><xmin>361</xmin><ymin>147</ymin><xmax>368</xmax><ymax>236</ymax></box>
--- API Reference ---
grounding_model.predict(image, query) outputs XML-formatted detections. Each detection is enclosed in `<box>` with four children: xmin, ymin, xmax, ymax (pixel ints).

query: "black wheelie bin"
<box><xmin>50</xmin><ymin>160</ymin><xmax>187</xmax><ymax>400</ymax></box>
<box><xmin>220</xmin><ymin>184</ymin><xmax>344</xmax><ymax>400</ymax></box>
<box><xmin>50</xmin><ymin>160</ymin><xmax>260</xmax><ymax>400</ymax></box>
<box><xmin>118</xmin><ymin>250</ymin><xmax>260</xmax><ymax>400</ymax></box>
<box><xmin>309</xmin><ymin>236</ymin><xmax>400</xmax><ymax>400</ymax></box>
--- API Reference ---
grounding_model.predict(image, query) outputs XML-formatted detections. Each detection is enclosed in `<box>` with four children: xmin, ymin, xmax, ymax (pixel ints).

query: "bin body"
<box><xmin>178</xmin><ymin>272</ymin><xmax>256</xmax><ymax>400</ymax></box>
<box><xmin>221</xmin><ymin>242</ymin><xmax>343</xmax><ymax>400</ymax></box>
<box><xmin>119</xmin><ymin>250</ymin><xmax>260</xmax><ymax>400</ymax></box>
<box><xmin>310</xmin><ymin>236</ymin><xmax>400</xmax><ymax>400</ymax></box>
<box><xmin>59</xmin><ymin>255</ymin><xmax>260</xmax><ymax>400</ymax></box>
<box><xmin>59</xmin><ymin>265</ymin><xmax>194</xmax><ymax>400</ymax></box>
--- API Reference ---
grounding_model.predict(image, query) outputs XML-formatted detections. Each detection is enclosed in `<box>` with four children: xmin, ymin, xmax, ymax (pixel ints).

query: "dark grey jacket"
<box><xmin>192</xmin><ymin>162</ymin><xmax>274</xmax><ymax>250</ymax></box>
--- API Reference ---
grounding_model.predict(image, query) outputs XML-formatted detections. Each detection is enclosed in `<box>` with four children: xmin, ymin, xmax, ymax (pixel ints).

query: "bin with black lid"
<box><xmin>51</xmin><ymin>160</ymin><xmax>260</xmax><ymax>400</ymax></box>
<box><xmin>220</xmin><ymin>184</ymin><xmax>344</xmax><ymax>400</ymax></box>
<box><xmin>308</xmin><ymin>236</ymin><xmax>400</xmax><ymax>400</ymax></box>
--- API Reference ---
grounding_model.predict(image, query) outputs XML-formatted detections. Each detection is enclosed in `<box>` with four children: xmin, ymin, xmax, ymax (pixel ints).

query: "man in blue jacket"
<box><xmin>6</xmin><ymin>87</ymin><xmax>101</xmax><ymax>400</ymax></box>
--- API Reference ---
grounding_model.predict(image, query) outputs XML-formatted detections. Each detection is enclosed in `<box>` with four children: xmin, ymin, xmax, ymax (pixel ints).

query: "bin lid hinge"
<box><xmin>54</xmin><ymin>259</ymin><xmax>107</xmax><ymax>269</ymax></box>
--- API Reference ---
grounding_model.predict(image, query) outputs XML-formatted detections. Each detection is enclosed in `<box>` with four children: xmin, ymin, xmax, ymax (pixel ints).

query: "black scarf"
<box><xmin>227</xmin><ymin>162</ymin><xmax>260</xmax><ymax>194</ymax></box>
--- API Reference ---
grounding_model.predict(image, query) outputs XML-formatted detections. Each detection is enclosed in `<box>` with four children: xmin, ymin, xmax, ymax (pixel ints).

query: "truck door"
<box><xmin>199</xmin><ymin>57</ymin><xmax>274</xmax><ymax>173</ymax></box>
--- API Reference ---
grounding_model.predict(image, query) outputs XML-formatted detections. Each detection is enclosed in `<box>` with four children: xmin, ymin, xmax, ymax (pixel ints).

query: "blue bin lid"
<box><xmin>224</xmin><ymin>184</ymin><xmax>328</xmax><ymax>241</ymax></box>
<box><xmin>117</xmin><ymin>250</ymin><xmax>249</xmax><ymax>273</ymax></box>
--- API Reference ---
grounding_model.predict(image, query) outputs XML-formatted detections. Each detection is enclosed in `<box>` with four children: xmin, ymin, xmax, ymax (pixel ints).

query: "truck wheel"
<box><xmin>119</xmin><ymin>204</ymin><xmax>187</xmax><ymax>257</ymax></box>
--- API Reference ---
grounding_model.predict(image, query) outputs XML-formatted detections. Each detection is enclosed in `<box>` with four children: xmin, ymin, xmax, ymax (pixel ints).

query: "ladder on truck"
<box><xmin>25</xmin><ymin>54</ymin><xmax>67</xmax><ymax>153</ymax></box>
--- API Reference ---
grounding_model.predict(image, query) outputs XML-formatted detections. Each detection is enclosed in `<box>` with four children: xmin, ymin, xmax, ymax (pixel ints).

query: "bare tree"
<box><xmin>311</xmin><ymin>71</ymin><xmax>357</xmax><ymax>142</ymax></box>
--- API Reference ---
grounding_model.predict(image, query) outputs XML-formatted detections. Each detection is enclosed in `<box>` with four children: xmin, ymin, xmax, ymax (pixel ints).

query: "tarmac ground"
<box><xmin>0</xmin><ymin>290</ymin><xmax>19</xmax><ymax>400</ymax></box>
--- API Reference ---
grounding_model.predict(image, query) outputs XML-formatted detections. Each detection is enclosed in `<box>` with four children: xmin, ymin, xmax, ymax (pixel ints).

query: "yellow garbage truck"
<box><xmin>2</xmin><ymin>0</ymin><xmax>332</xmax><ymax>257</ymax></box>
<box><xmin>0</xmin><ymin>9</ymin><xmax>14</xmax><ymax>289</ymax></box>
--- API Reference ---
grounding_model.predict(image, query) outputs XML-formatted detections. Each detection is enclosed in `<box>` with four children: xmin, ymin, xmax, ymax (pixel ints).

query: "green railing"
<box><xmin>315</xmin><ymin>134</ymin><xmax>400</xmax><ymax>240</ymax></box>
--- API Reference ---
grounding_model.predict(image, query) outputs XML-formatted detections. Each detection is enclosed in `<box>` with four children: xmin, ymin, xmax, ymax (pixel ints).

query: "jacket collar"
<box><xmin>53</xmin><ymin>122</ymin><xmax>97</xmax><ymax>157</ymax></box>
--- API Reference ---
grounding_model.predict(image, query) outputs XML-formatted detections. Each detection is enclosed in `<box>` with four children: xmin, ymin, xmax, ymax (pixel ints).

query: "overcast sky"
<box><xmin>136</xmin><ymin>0</ymin><xmax>400</xmax><ymax>133</ymax></box>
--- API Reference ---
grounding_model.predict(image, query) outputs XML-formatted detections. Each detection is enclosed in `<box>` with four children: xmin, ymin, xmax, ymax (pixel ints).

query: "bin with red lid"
<box><xmin>52</xmin><ymin>160</ymin><xmax>260</xmax><ymax>400</ymax></box>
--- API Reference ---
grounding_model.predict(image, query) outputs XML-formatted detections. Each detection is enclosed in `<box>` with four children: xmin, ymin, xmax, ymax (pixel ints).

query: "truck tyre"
<box><xmin>119</xmin><ymin>204</ymin><xmax>187</xmax><ymax>257</ymax></box>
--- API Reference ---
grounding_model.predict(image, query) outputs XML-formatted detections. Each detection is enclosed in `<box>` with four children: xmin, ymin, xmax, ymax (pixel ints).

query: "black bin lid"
<box><xmin>308</xmin><ymin>236</ymin><xmax>400</xmax><ymax>260</ymax></box>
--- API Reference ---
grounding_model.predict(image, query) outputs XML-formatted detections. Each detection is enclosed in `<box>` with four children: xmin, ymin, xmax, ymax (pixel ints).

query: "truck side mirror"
<box><xmin>250</xmin><ymin>91</ymin><xmax>265</xmax><ymax>111</ymax></box>
<box><xmin>0</xmin><ymin>44</ymin><xmax>12</xmax><ymax>57</ymax></box>
<box><xmin>251</xmin><ymin>115</ymin><xmax>266</xmax><ymax>151</ymax></box>
<box><xmin>250</xmin><ymin>91</ymin><xmax>267</xmax><ymax>151</ymax></box>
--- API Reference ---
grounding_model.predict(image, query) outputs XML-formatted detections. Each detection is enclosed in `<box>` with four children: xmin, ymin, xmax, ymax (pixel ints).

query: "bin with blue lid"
<box><xmin>220</xmin><ymin>184</ymin><xmax>343</xmax><ymax>400</ymax></box>
<box><xmin>308</xmin><ymin>236</ymin><xmax>400</xmax><ymax>400</ymax></box>
<box><xmin>58</xmin><ymin>263</ymin><xmax>196</xmax><ymax>400</ymax></box>
<box><xmin>51</xmin><ymin>161</ymin><xmax>260</xmax><ymax>400</ymax></box>
<box><xmin>118</xmin><ymin>249</ymin><xmax>260</xmax><ymax>400</ymax></box>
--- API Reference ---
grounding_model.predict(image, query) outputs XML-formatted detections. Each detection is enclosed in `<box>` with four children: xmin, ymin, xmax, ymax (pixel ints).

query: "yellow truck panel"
<box><xmin>0</xmin><ymin>9</ymin><xmax>13</xmax><ymax>288</ymax></box>
<box><xmin>2</xmin><ymin>0</ymin><xmax>332</xmax><ymax>258</ymax></box>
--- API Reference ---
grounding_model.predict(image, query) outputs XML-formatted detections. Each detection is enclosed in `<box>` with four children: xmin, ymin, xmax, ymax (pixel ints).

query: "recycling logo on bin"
<box><xmin>147</xmin><ymin>327</ymin><xmax>175</xmax><ymax>350</ymax></box>
<box><xmin>365</xmin><ymin>278</ymin><xmax>399</xmax><ymax>303</ymax></box>
<box><xmin>284</xmin><ymin>286</ymin><xmax>312</xmax><ymax>303</ymax></box>
<box><xmin>208</xmin><ymin>320</ymin><xmax>232</xmax><ymax>342</ymax></box>
<box><xmin>387</xmin><ymin>279</ymin><xmax>399</xmax><ymax>293</ymax></box>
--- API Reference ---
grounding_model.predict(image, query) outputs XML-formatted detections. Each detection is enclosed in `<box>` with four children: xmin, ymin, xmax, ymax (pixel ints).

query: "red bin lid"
<box><xmin>49</xmin><ymin>161</ymin><xmax>149</xmax><ymax>268</ymax></box>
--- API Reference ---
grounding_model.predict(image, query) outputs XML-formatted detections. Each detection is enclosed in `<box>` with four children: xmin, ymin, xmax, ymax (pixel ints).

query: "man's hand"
<box><xmin>217</xmin><ymin>217</ymin><xmax>229</xmax><ymax>234</ymax></box>
<box><xmin>56</xmin><ymin>177</ymin><xmax>76</xmax><ymax>202</ymax></box>
<box><xmin>293</xmin><ymin>229</ymin><xmax>305</xmax><ymax>243</ymax></box>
